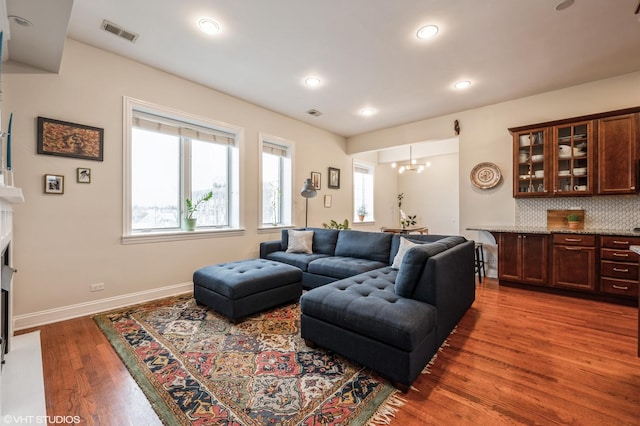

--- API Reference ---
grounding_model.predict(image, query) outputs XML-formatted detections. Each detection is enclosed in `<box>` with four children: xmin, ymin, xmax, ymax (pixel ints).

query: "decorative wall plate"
<box><xmin>470</xmin><ymin>162</ymin><xmax>501</xmax><ymax>189</ymax></box>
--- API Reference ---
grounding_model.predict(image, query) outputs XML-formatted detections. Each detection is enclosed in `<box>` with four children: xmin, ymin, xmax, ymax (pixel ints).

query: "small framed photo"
<box><xmin>44</xmin><ymin>174</ymin><xmax>64</xmax><ymax>194</ymax></box>
<box><xmin>311</xmin><ymin>171</ymin><xmax>321</xmax><ymax>190</ymax></box>
<box><xmin>324</xmin><ymin>195</ymin><xmax>332</xmax><ymax>208</ymax></box>
<box><xmin>77</xmin><ymin>168</ymin><xmax>91</xmax><ymax>183</ymax></box>
<box><xmin>37</xmin><ymin>116</ymin><xmax>104</xmax><ymax>161</ymax></box>
<box><xmin>328</xmin><ymin>167</ymin><xmax>340</xmax><ymax>189</ymax></box>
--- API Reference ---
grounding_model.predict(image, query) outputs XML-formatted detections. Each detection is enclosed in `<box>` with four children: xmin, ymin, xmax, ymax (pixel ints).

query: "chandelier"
<box><xmin>391</xmin><ymin>145</ymin><xmax>427</xmax><ymax>173</ymax></box>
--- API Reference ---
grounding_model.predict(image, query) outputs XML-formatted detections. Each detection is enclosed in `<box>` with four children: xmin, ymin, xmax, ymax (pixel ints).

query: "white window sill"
<box><xmin>257</xmin><ymin>225</ymin><xmax>295</xmax><ymax>234</ymax></box>
<box><xmin>122</xmin><ymin>228</ymin><xmax>245</xmax><ymax>245</ymax></box>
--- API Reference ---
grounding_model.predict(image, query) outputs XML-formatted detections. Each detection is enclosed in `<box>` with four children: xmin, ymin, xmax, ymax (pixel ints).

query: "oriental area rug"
<box><xmin>93</xmin><ymin>294</ymin><xmax>405</xmax><ymax>425</ymax></box>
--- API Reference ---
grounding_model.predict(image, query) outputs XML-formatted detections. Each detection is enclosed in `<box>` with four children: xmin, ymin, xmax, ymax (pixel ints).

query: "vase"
<box><xmin>568</xmin><ymin>221</ymin><xmax>579</xmax><ymax>229</ymax></box>
<box><xmin>184</xmin><ymin>218</ymin><xmax>197</xmax><ymax>231</ymax></box>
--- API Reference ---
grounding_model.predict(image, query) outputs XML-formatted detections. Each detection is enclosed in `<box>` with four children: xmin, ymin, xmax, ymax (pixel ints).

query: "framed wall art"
<box><xmin>44</xmin><ymin>174</ymin><xmax>64</xmax><ymax>194</ymax></box>
<box><xmin>37</xmin><ymin>117</ymin><xmax>104</xmax><ymax>161</ymax></box>
<box><xmin>328</xmin><ymin>167</ymin><xmax>340</xmax><ymax>189</ymax></box>
<box><xmin>311</xmin><ymin>171</ymin><xmax>321</xmax><ymax>190</ymax></box>
<box><xmin>77</xmin><ymin>167</ymin><xmax>91</xmax><ymax>183</ymax></box>
<box><xmin>324</xmin><ymin>195</ymin><xmax>332</xmax><ymax>208</ymax></box>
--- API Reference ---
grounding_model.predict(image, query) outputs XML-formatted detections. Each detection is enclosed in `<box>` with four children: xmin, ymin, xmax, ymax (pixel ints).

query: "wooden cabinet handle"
<box><xmin>612</xmin><ymin>253</ymin><xmax>629</xmax><ymax>257</ymax></box>
<box><xmin>564</xmin><ymin>238</ymin><xmax>582</xmax><ymax>242</ymax></box>
<box><xmin>565</xmin><ymin>247</ymin><xmax>582</xmax><ymax>251</ymax></box>
<box><xmin>613</xmin><ymin>240</ymin><xmax>629</xmax><ymax>245</ymax></box>
<box><xmin>612</xmin><ymin>268</ymin><xmax>629</xmax><ymax>272</ymax></box>
<box><xmin>612</xmin><ymin>285</ymin><xmax>629</xmax><ymax>290</ymax></box>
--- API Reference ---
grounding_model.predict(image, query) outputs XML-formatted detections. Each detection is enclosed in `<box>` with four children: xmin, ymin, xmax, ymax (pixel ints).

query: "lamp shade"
<box><xmin>301</xmin><ymin>178</ymin><xmax>317</xmax><ymax>198</ymax></box>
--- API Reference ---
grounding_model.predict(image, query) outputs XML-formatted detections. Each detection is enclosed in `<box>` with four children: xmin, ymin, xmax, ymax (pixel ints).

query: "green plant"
<box><xmin>323</xmin><ymin>219</ymin><xmax>350</xmax><ymax>230</ymax></box>
<box><xmin>567</xmin><ymin>213</ymin><xmax>580</xmax><ymax>222</ymax></box>
<box><xmin>357</xmin><ymin>205</ymin><xmax>368</xmax><ymax>216</ymax></box>
<box><xmin>185</xmin><ymin>191</ymin><xmax>213</xmax><ymax>219</ymax></box>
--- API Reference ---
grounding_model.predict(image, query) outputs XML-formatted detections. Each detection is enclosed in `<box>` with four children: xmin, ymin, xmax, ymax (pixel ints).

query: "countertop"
<box><xmin>467</xmin><ymin>225</ymin><xmax>640</xmax><ymax>237</ymax></box>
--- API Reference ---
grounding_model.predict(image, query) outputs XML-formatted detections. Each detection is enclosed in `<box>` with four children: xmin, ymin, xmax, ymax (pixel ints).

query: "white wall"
<box><xmin>4</xmin><ymin>39</ymin><xmax>353</xmax><ymax>322</ymax></box>
<box><xmin>348</xmin><ymin>71</ymin><xmax>640</xmax><ymax>276</ymax></box>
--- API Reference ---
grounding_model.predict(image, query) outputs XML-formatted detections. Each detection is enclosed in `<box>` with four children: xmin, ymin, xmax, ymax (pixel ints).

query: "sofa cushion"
<box><xmin>307</xmin><ymin>256</ymin><xmax>388</xmax><ymax>279</ymax></box>
<box><xmin>300</xmin><ymin>268</ymin><xmax>437</xmax><ymax>352</ymax></box>
<box><xmin>287</xmin><ymin>230</ymin><xmax>314</xmax><ymax>253</ymax></box>
<box><xmin>395</xmin><ymin>236</ymin><xmax>466</xmax><ymax>298</ymax></box>
<box><xmin>280</xmin><ymin>228</ymin><xmax>339</xmax><ymax>255</ymax></box>
<box><xmin>266</xmin><ymin>251</ymin><xmax>329</xmax><ymax>271</ymax></box>
<box><xmin>391</xmin><ymin>237</ymin><xmax>421</xmax><ymax>269</ymax></box>
<box><xmin>334</xmin><ymin>231</ymin><xmax>392</xmax><ymax>263</ymax></box>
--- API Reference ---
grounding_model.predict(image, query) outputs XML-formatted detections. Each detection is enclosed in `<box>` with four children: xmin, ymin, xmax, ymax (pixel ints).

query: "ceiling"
<box><xmin>4</xmin><ymin>0</ymin><xmax>640</xmax><ymax>137</ymax></box>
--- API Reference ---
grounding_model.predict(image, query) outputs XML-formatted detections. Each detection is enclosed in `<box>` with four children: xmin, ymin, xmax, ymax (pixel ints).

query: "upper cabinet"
<box><xmin>510</xmin><ymin>107</ymin><xmax>640</xmax><ymax>198</ymax></box>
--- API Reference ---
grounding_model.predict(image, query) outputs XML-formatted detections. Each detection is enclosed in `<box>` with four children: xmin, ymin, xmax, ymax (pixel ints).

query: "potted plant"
<box><xmin>357</xmin><ymin>205</ymin><xmax>368</xmax><ymax>221</ymax></box>
<box><xmin>567</xmin><ymin>213</ymin><xmax>581</xmax><ymax>229</ymax></box>
<box><xmin>322</xmin><ymin>219</ymin><xmax>350</xmax><ymax>230</ymax></box>
<box><xmin>184</xmin><ymin>191</ymin><xmax>213</xmax><ymax>231</ymax></box>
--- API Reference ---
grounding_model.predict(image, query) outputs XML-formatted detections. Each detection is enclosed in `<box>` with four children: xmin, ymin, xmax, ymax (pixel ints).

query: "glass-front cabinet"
<box><xmin>513</xmin><ymin>128</ymin><xmax>548</xmax><ymax>197</ymax></box>
<box><xmin>553</xmin><ymin>120</ymin><xmax>594</xmax><ymax>196</ymax></box>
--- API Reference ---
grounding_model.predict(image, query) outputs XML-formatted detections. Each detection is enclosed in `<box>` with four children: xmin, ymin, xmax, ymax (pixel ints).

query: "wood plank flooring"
<box><xmin>20</xmin><ymin>278</ymin><xmax>640</xmax><ymax>425</ymax></box>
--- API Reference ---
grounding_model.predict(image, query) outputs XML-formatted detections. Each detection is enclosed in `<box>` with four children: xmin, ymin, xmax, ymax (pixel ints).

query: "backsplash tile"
<box><xmin>516</xmin><ymin>195</ymin><xmax>640</xmax><ymax>229</ymax></box>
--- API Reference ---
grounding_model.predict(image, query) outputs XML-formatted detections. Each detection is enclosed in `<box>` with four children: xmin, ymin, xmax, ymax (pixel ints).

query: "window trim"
<box><xmin>258</xmin><ymin>133</ymin><xmax>295</xmax><ymax>230</ymax></box>
<box><xmin>122</xmin><ymin>96</ymin><xmax>245</xmax><ymax>244</ymax></box>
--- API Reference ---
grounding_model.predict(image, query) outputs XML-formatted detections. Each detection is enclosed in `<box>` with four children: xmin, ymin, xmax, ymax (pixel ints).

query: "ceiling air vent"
<box><xmin>101</xmin><ymin>20</ymin><xmax>139</xmax><ymax>43</ymax></box>
<box><xmin>306</xmin><ymin>109</ymin><xmax>323</xmax><ymax>117</ymax></box>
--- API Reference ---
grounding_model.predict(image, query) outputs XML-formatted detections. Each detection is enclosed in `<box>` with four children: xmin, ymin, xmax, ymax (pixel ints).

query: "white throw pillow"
<box><xmin>286</xmin><ymin>230</ymin><xmax>314</xmax><ymax>254</ymax></box>
<box><xmin>391</xmin><ymin>237</ymin><xmax>420</xmax><ymax>269</ymax></box>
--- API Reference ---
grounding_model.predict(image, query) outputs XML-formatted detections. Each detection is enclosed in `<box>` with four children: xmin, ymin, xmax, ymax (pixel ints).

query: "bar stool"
<box><xmin>474</xmin><ymin>242</ymin><xmax>486</xmax><ymax>283</ymax></box>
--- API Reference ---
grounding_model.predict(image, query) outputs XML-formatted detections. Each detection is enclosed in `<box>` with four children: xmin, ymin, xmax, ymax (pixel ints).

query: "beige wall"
<box><xmin>348</xmin><ymin>71</ymin><xmax>640</xmax><ymax>276</ymax></box>
<box><xmin>4</xmin><ymin>39</ymin><xmax>351</xmax><ymax>320</ymax></box>
<box><xmin>5</xmin><ymin>37</ymin><xmax>640</xmax><ymax>320</ymax></box>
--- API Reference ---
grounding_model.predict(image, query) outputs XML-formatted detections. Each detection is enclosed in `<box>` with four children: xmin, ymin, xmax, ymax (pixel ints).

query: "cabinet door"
<box><xmin>521</xmin><ymin>234</ymin><xmax>548</xmax><ymax>284</ymax></box>
<box><xmin>552</xmin><ymin>245</ymin><xmax>597</xmax><ymax>291</ymax></box>
<box><xmin>597</xmin><ymin>114</ymin><xmax>639</xmax><ymax>194</ymax></box>
<box><xmin>498</xmin><ymin>233</ymin><xmax>521</xmax><ymax>280</ymax></box>
<box><xmin>553</xmin><ymin>121</ymin><xmax>594</xmax><ymax>196</ymax></box>
<box><xmin>514</xmin><ymin>129</ymin><xmax>548</xmax><ymax>197</ymax></box>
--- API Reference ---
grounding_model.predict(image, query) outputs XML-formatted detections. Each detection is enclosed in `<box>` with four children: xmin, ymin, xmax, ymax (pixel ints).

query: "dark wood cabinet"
<box><xmin>600</xmin><ymin>236</ymin><xmax>640</xmax><ymax>298</ymax></box>
<box><xmin>552</xmin><ymin>234</ymin><xmax>597</xmax><ymax>291</ymax></box>
<box><xmin>498</xmin><ymin>233</ymin><xmax>548</xmax><ymax>285</ymax></box>
<box><xmin>509</xmin><ymin>107</ymin><xmax>640</xmax><ymax>198</ymax></box>
<box><xmin>597</xmin><ymin>113</ymin><xmax>639</xmax><ymax>194</ymax></box>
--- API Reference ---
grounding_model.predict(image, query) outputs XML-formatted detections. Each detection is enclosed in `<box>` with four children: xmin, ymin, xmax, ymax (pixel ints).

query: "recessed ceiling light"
<box><xmin>416</xmin><ymin>25</ymin><xmax>439</xmax><ymax>39</ymax></box>
<box><xmin>360</xmin><ymin>107</ymin><xmax>377</xmax><ymax>117</ymax></box>
<box><xmin>304</xmin><ymin>77</ymin><xmax>321</xmax><ymax>87</ymax></box>
<box><xmin>198</xmin><ymin>18</ymin><xmax>220</xmax><ymax>35</ymax></box>
<box><xmin>454</xmin><ymin>80</ymin><xmax>472</xmax><ymax>89</ymax></box>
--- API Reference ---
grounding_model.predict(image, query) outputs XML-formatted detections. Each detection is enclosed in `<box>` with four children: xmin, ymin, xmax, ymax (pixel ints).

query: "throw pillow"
<box><xmin>286</xmin><ymin>230</ymin><xmax>314</xmax><ymax>254</ymax></box>
<box><xmin>391</xmin><ymin>237</ymin><xmax>421</xmax><ymax>269</ymax></box>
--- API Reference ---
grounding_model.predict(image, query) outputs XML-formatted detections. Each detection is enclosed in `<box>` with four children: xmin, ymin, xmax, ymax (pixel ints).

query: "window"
<box><xmin>260</xmin><ymin>136</ymin><xmax>293</xmax><ymax>227</ymax></box>
<box><xmin>353</xmin><ymin>162</ymin><xmax>374</xmax><ymax>222</ymax></box>
<box><xmin>123</xmin><ymin>98</ymin><xmax>240</xmax><ymax>240</ymax></box>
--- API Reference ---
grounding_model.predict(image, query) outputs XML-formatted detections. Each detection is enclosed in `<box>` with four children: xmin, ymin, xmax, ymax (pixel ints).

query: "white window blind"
<box><xmin>262</xmin><ymin>141</ymin><xmax>289</xmax><ymax>158</ymax></box>
<box><xmin>132</xmin><ymin>110</ymin><xmax>235</xmax><ymax>145</ymax></box>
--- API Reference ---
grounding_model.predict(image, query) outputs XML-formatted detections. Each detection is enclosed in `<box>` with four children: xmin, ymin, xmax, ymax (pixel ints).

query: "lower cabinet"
<box><xmin>551</xmin><ymin>234</ymin><xmax>597</xmax><ymax>291</ymax></box>
<box><xmin>498</xmin><ymin>233</ymin><xmax>548</xmax><ymax>285</ymax></box>
<box><xmin>495</xmin><ymin>232</ymin><xmax>639</xmax><ymax>301</ymax></box>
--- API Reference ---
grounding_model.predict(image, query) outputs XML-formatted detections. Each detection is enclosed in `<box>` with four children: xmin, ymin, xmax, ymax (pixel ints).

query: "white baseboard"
<box><xmin>13</xmin><ymin>282</ymin><xmax>193</xmax><ymax>331</ymax></box>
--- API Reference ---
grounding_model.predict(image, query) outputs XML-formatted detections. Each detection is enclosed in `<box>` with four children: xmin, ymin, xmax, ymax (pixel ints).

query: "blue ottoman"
<box><xmin>193</xmin><ymin>259</ymin><xmax>302</xmax><ymax>320</ymax></box>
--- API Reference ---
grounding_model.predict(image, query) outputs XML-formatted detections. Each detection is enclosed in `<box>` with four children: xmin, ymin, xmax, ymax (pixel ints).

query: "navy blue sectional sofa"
<box><xmin>259</xmin><ymin>228</ymin><xmax>475</xmax><ymax>390</ymax></box>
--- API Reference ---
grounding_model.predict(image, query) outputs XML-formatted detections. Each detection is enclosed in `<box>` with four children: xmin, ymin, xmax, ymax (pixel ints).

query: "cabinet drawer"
<box><xmin>601</xmin><ymin>260</ymin><xmax>639</xmax><ymax>280</ymax></box>
<box><xmin>601</xmin><ymin>277</ymin><xmax>639</xmax><ymax>298</ymax></box>
<box><xmin>552</xmin><ymin>234</ymin><xmax>596</xmax><ymax>246</ymax></box>
<box><xmin>601</xmin><ymin>248</ymin><xmax>639</xmax><ymax>262</ymax></box>
<box><xmin>601</xmin><ymin>235</ymin><xmax>640</xmax><ymax>250</ymax></box>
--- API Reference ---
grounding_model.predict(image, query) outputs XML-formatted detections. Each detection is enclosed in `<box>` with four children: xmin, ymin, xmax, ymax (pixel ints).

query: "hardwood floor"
<box><xmin>21</xmin><ymin>278</ymin><xmax>639</xmax><ymax>425</ymax></box>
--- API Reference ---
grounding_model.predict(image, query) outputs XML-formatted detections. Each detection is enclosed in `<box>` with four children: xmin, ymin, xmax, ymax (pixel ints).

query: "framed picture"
<box><xmin>77</xmin><ymin>167</ymin><xmax>91</xmax><ymax>183</ymax></box>
<box><xmin>328</xmin><ymin>167</ymin><xmax>340</xmax><ymax>189</ymax></box>
<box><xmin>311</xmin><ymin>171</ymin><xmax>321</xmax><ymax>190</ymax></box>
<box><xmin>37</xmin><ymin>117</ymin><xmax>104</xmax><ymax>161</ymax></box>
<box><xmin>324</xmin><ymin>195</ymin><xmax>332</xmax><ymax>208</ymax></box>
<box><xmin>44</xmin><ymin>174</ymin><xmax>64</xmax><ymax>194</ymax></box>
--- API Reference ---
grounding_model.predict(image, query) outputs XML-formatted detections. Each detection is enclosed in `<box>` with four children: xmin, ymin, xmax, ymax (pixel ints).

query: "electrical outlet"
<box><xmin>90</xmin><ymin>283</ymin><xmax>105</xmax><ymax>292</ymax></box>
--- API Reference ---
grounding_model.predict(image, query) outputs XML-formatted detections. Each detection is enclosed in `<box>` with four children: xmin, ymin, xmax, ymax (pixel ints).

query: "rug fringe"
<box><xmin>421</xmin><ymin>325</ymin><xmax>456</xmax><ymax>375</ymax></box>
<box><xmin>366</xmin><ymin>392</ymin><xmax>407</xmax><ymax>425</ymax></box>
